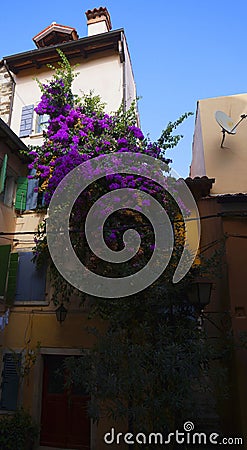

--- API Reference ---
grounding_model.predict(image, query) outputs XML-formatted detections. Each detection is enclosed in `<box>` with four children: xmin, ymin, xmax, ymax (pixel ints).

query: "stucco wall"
<box><xmin>10</xmin><ymin>51</ymin><xmax>123</xmax><ymax>148</ymax></box>
<box><xmin>222</xmin><ymin>215</ymin><xmax>247</xmax><ymax>436</ymax></box>
<box><xmin>190</xmin><ymin>103</ymin><xmax>206</xmax><ymax>177</ymax></box>
<box><xmin>122</xmin><ymin>33</ymin><xmax>137</xmax><ymax>111</ymax></box>
<box><xmin>196</xmin><ymin>195</ymin><xmax>247</xmax><ymax>435</ymax></box>
<box><xmin>191</xmin><ymin>94</ymin><xmax>247</xmax><ymax>194</ymax></box>
<box><xmin>0</xmin><ymin>143</ymin><xmax>27</xmax><ymax>245</ymax></box>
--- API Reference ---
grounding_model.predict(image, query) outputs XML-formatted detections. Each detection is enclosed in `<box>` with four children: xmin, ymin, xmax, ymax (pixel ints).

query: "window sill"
<box><xmin>13</xmin><ymin>301</ymin><xmax>49</xmax><ymax>307</ymax></box>
<box><xmin>30</xmin><ymin>133</ymin><xmax>43</xmax><ymax>139</ymax></box>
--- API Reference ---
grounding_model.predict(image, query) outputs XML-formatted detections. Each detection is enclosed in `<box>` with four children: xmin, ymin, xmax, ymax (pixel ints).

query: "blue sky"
<box><xmin>1</xmin><ymin>0</ymin><xmax>247</xmax><ymax>177</ymax></box>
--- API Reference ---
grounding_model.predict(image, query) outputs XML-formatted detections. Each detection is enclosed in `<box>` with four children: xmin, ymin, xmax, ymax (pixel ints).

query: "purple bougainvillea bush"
<box><xmin>29</xmin><ymin>50</ymin><xmax>192</xmax><ymax>303</ymax></box>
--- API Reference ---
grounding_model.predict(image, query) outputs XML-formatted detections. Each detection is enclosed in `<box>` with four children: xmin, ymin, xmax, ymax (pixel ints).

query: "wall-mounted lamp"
<box><xmin>187</xmin><ymin>279</ymin><xmax>213</xmax><ymax>311</ymax></box>
<box><xmin>55</xmin><ymin>303</ymin><xmax>68</xmax><ymax>323</ymax></box>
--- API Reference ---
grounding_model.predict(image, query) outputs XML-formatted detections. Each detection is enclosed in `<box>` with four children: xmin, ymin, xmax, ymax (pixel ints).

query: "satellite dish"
<box><xmin>215</xmin><ymin>111</ymin><xmax>236</xmax><ymax>134</ymax></box>
<box><xmin>215</xmin><ymin>110</ymin><xmax>247</xmax><ymax>147</ymax></box>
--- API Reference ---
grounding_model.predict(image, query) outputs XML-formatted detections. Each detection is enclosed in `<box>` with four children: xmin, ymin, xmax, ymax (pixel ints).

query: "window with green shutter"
<box><xmin>15</xmin><ymin>177</ymin><xmax>28</xmax><ymax>211</ymax></box>
<box><xmin>0</xmin><ymin>154</ymin><xmax>8</xmax><ymax>194</ymax></box>
<box><xmin>6</xmin><ymin>252</ymin><xmax>19</xmax><ymax>306</ymax></box>
<box><xmin>0</xmin><ymin>245</ymin><xmax>11</xmax><ymax>300</ymax></box>
<box><xmin>0</xmin><ymin>353</ymin><xmax>21</xmax><ymax>411</ymax></box>
<box><xmin>0</xmin><ymin>155</ymin><xmax>16</xmax><ymax>208</ymax></box>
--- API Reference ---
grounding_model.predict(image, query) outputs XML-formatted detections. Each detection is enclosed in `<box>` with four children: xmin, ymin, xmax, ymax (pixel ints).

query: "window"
<box><xmin>15</xmin><ymin>252</ymin><xmax>47</xmax><ymax>303</ymax></box>
<box><xmin>0</xmin><ymin>245</ymin><xmax>11</xmax><ymax>302</ymax></box>
<box><xmin>15</xmin><ymin>171</ymin><xmax>39</xmax><ymax>212</ymax></box>
<box><xmin>36</xmin><ymin>114</ymin><xmax>49</xmax><ymax>133</ymax></box>
<box><xmin>0</xmin><ymin>352</ymin><xmax>21</xmax><ymax>411</ymax></box>
<box><xmin>0</xmin><ymin>247</ymin><xmax>47</xmax><ymax>305</ymax></box>
<box><xmin>0</xmin><ymin>154</ymin><xmax>15</xmax><ymax>207</ymax></box>
<box><xmin>0</xmin><ymin>154</ymin><xmax>7</xmax><ymax>194</ymax></box>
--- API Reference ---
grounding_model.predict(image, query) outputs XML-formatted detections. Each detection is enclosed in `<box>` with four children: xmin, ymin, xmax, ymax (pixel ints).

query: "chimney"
<box><xmin>85</xmin><ymin>7</ymin><xmax>112</xmax><ymax>36</ymax></box>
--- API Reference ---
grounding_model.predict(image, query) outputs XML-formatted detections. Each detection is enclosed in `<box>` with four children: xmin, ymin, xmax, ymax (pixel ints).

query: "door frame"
<box><xmin>32</xmin><ymin>348</ymin><xmax>96</xmax><ymax>450</ymax></box>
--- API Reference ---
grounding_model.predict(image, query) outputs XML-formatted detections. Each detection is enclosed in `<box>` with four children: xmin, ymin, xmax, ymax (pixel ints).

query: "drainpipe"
<box><xmin>119</xmin><ymin>32</ymin><xmax>126</xmax><ymax>112</ymax></box>
<box><xmin>3</xmin><ymin>60</ymin><xmax>16</xmax><ymax>127</ymax></box>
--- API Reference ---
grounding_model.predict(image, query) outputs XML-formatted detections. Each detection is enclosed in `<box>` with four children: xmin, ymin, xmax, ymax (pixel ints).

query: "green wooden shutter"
<box><xmin>0</xmin><ymin>353</ymin><xmax>21</xmax><ymax>410</ymax></box>
<box><xmin>15</xmin><ymin>177</ymin><xmax>28</xmax><ymax>211</ymax></box>
<box><xmin>0</xmin><ymin>245</ymin><xmax>11</xmax><ymax>298</ymax></box>
<box><xmin>0</xmin><ymin>154</ymin><xmax>8</xmax><ymax>194</ymax></box>
<box><xmin>6</xmin><ymin>253</ymin><xmax>19</xmax><ymax>306</ymax></box>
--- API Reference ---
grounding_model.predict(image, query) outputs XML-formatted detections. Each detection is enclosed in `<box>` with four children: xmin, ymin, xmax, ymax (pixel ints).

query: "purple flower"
<box><xmin>109</xmin><ymin>183</ymin><xmax>120</xmax><ymax>190</ymax></box>
<box><xmin>79</xmin><ymin>130</ymin><xmax>87</xmax><ymax>137</ymax></box>
<box><xmin>117</xmin><ymin>137</ymin><xmax>128</xmax><ymax>145</ymax></box>
<box><xmin>128</xmin><ymin>125</ymin><xmax>144</xmax><ymax>140</ymax></box>
<box><xmin>142</xmin><ymin>199</ymin><xmax>150</xmax><ymax>206</ymax></box>
<box><xmin>109</xmin><ymin>231</ymin><xmax>117</xmax><ymax>240</ymax></box>
<box><xmin>72</xmin><ymin>135</ymin><xmax>80</xmax><ymax>144</ymax></box>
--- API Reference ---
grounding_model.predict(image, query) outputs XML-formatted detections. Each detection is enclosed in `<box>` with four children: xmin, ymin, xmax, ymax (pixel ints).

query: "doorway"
<box><xmin>40</xmin><ymin>355</ymin><xmax>90</xmax><ymax>449</ymax></box>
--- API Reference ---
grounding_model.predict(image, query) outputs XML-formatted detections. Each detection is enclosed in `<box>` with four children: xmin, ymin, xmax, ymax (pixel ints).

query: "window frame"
<box><xmin>13</xmin><ymin>250</ymin><xmax>48</xmax><ymax>306</ymax></box>
<box><xmin>36</xmin><ymin>113</ymin><xmax>50</xmax><ymax>134</ymax></box>
<box><xmin>0</xmin><ymin>155</ymin><xmax>23</xmax><ymax>209</ymax></box>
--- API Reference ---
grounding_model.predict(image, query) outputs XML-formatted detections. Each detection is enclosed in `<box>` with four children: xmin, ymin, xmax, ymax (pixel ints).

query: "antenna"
<box><xmin>215</xmin><ymin>110</ymin><xmax>247</xmax><ymax>147</ymax></box>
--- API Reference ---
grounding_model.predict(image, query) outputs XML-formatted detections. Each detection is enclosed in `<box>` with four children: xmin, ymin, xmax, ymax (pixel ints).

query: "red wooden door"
<box><xmin>40</xmin><ymin>355</ymin><xmax>90</xmax><ymax>449</ymax></box>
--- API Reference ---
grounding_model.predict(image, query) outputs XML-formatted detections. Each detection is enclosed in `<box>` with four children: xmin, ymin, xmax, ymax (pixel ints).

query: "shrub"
<box><xmin>0</xmin><ymin>409</ymin><xmax>39</xmax><ymax>450</ymax></box>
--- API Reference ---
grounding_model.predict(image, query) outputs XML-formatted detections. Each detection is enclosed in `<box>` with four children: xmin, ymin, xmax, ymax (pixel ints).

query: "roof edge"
<box><xmin>2</xmin><ymin>28</ymin><xmax>124</xmax><ymax>63</ymax></box>
<box><xmin>0</xmin><ymin>118</ymin><xmax>30</xmax><ymax>163</ymax></box>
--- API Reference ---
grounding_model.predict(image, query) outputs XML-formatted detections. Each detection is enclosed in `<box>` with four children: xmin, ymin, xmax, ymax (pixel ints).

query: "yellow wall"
<box><xmin>3</xmin><ymin>309</ymin><xmax>126</xmax><ymax>450</ymax></box>
<box><xmin>197</xmin><ymin>195</ymin><xmax>247</xmax><ymax>436</ymax></box>
<box><xmin>191</xmin><ymin>94</ymin><xmax>247</xmax><ymax>194</ymax></box>
<box><xmin>0</xmin><ymin>143</ymin><xmax>28</xmax><ymax>245</ymax></box>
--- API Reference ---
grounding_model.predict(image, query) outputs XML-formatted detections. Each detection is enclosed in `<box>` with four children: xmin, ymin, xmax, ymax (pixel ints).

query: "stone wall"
<box><xmin>0</xmin><ymin>65</ymin><xmax>13</xmax><ymax>124</ymax></box>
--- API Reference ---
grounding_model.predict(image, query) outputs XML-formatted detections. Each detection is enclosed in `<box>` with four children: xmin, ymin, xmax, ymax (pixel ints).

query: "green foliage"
<box><xmin>65</xmin><ymin>283</ymin><xmax>231</xmax><ymax>435</ymax></box>
<box><xmin>0</xmin><ymin>409</ymin><xmax>39</xmax><ymax>450</ymax></box>
<box><xmin>80</xmin><ymin>90</ymin><xmax>106</xmax><ymax>116</ymax></box>
<box><xmin>31</xmin><ymin>51</ymin><xmax>232</xmax><ymax>437</ymax></box>
<box><xmin>157</xmin><ymin>112</ymin><xmax>193</xmax><ymax>151</ymax></box>
<box><xmin>38</xmin><ymin>48</ymin><xmax>78</xmax><ymax>98</ymax></box>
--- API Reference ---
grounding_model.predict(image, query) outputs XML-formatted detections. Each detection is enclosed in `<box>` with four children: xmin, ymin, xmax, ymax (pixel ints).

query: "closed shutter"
<box><xmin>26</xmin><ymin>169</ymin><xmax>38</xmax><ymax>210</ymax></box>
<box><xmin>15</xmin><ymin>252</ymin><xmax>46</xmax><ymax>302</ymax></box>
<box><xmin>0</xmin><ymin>353</ymin><xmax>21</xmax><ymax>410</ymax></box>
<box><xmin>15</xmin><ymin>177</ymin><xmax>28</xmax><ymax>211</ymax></box>
<box><xmin>0</xmin><ymin>154</ymin><xmax>8</xmax><ymax>194</ymax></box>
<box><xmin>4</xmin><ymin>176</ymin><xmax>15</xmax><ymax>207</ymax></box>
<box><xmin>6</xmin><ymin>253</ymin><xmax>19</xmax><ymax>306</ymax></box>
<box><xmin>0</xmin><ymin>245</ymin><xmax>11</xmax><ymax>299</ymax></box>
<box><xmin>19</xmin><ymin>105</ymin><xmax>34</xmax><ymax>137</ymax></box>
